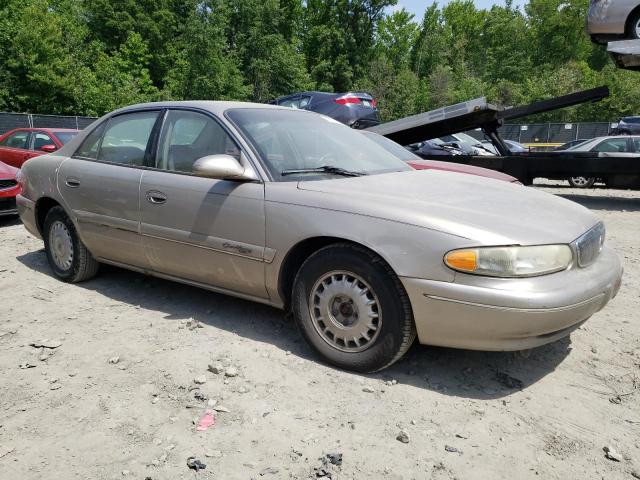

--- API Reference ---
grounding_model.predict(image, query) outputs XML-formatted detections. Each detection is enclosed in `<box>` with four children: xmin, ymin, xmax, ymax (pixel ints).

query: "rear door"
<box><xmin>58</xmin><ymin>110</ymin><xmax>161</xmax><ymax>268</ymax></box>
<box><xmin>0</xmin><ymin>130</ymin><xmax>32</xmax><ymax>168</ymax></box>
<box><xmin>139</xmin><ymin>108</ymin><xmax>268</xmax><ymax>298</ymax></box>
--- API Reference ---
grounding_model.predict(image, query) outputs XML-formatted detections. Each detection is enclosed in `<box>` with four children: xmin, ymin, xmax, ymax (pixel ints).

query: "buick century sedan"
<box><xmin>16</xmin><ymin>101</ymin><xmax>623</xmax><ymax>372</ymax></box>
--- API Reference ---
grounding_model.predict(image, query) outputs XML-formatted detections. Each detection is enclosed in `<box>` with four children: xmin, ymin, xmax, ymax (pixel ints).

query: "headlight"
<box><xmin>444</xmin><ymin>245</ymin><xmax>573</xmax><ymax>277</ymax></box>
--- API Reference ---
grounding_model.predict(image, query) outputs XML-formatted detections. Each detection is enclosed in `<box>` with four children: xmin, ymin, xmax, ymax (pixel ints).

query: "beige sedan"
<box><xmin>16</xmin><ymin>102</ymin><xmax>623</xmax><ymax>372</ymax></box>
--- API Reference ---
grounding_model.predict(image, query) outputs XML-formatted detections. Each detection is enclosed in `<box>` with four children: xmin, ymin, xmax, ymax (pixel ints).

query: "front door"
<box><xmin>139</xmin><ymin>109</ymin><xmax>268</xmax><ymax>299</ymax></box>
<box><xmin>58</xmin><ymin>110</ymin><xmax>160</xmax><ymax>268</ymax></box>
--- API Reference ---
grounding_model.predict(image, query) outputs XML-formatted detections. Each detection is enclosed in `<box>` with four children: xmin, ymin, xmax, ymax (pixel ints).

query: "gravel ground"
<box><xmin>0</xmin><ymin>182</ymin><xmax>638</xmax><ymax>480</ymax></box>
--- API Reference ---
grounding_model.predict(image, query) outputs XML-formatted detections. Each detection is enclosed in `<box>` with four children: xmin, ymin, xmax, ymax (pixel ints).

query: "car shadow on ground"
<box><xmin>556</xmin><ymin>193</ymin><xmax>640</xmax><ymax>212</ymax></box>
<box><xmin>0</xmin><ymin>216</ymin><xmax>21</xmax><ymax>227</ymax></box>
<box><xmin>17</xmin><ymin>249</ymin><xmax>572</xmax><ymax>400</ymax></box>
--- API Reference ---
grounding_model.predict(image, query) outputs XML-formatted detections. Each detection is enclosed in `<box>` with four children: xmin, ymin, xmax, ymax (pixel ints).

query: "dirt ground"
<box><xmin>0</xmin><ymin>182</ymin><xmax>639</xmax><ymax>480</ymax></box>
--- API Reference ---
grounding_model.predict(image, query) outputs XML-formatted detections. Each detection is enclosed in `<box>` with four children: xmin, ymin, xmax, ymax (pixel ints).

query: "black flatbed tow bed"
<box><xmin>367</xmin><ymin>87</ymin><xmax>640</xmax><ymax>186</ymax></box>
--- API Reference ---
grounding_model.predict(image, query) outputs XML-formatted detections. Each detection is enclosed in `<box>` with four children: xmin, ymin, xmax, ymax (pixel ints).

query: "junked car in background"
<box><xmin>0</xmin><ymin>160</ymin><xmax>20</xmax><ymax>217</ymax></box>
<box><xmin>16</xmin><ymin>101</ymin><xmax>622</xmax><ymax>372</ymax></box>
<box><xmin>0</xmin><ymin>128</ymin><xmax>79</xmax><ymax>168</ymax></box>
<box><xmin>480</xmin><ymin>139</ymin><xmax>529</xmax><ymax>154</ymax></box>
<box><xmin>558</xmin><ymin>135</ymin><xmax>640</xmax><ymax>188</ymax></box>
<box><xmin>587</xmin><ymin>0</ymin><xmax>640</xmax><ymax>43</ymax></box>
<box><xmin>615</xmin><ymin>115</ymin><xmax>640</xmax><ymax>135</ymax></box>
<box><xmin>361</xmin><ymin>131</ymin><xmax>521</xmax><ymax>183</ymax></box>
<box><xmin>270</xmin><ymin>91</ymin><xmax>380</xmax><ymax>129</ymax></box>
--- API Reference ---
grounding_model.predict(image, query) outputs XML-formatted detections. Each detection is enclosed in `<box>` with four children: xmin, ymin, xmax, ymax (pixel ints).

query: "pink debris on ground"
<box><xmin>196</xmin><ymin>410</ymin><xmax>216</xmax><ymax>431</ymax></box>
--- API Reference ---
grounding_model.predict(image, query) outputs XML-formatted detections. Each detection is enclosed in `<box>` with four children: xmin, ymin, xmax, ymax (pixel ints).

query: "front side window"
<box><xmin>593</xmin><ymin>138</ymin><xmax>629</xmax><ymax>153</ymax></box>
<box><xmin>32</xmin><ymin>132</ymin><xmax>54</xmax><ymax>151</ymax></box>
<box><xmin>227</xmin><ymin>108</ymin><xmax>411</xmax><ymax>181</ymax></box>
<box><xmin>155</xmin><ymin>110</ymin><xmax>239</xmax><ymax>173</ymax></box>
<box><xmin>97</xmin><ymin>111</ymin><xmax>159</xmax><ymax>166</ymax></box>
<box><xmin>1</xmin><ymin>131</ymin><xmax>29</xmax><ymax>149</ymax></box>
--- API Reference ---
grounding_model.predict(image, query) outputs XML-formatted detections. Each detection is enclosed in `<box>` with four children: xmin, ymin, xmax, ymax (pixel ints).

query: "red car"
<box><xmin>0</xmin><ymin>160</ymin><xmax>20</xmax><ymax>217</ymax></box>
<box><xmin>362</xmin><ymin>131</ymin><xmax>521</xmax><ymax>184</ymax></box>
<box><xmin>0</xmin><ymin>128</ymin><xmax>79</xmax><ymax>169</ymax></box>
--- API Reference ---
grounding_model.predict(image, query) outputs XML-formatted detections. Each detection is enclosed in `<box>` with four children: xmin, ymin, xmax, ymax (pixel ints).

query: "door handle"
<box><xmin>146</xmin><ymin>190</ymin><xmax>167</xmax><ymax>204</ymax></box>
<box><xmin>65</xmin><ymin>177</ymin><xmax>80</xmax><ymax>188</ymax></box>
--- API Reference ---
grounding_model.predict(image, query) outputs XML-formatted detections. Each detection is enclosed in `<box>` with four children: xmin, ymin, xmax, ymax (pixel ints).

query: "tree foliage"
<box><xmin>0</xmin><ymin>0</ymin><xmax>636</xmax><ymax>122</ymax></box>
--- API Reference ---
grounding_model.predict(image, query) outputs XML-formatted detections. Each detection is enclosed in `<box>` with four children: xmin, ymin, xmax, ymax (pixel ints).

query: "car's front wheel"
<box><xmin>292</xmin><ymin>243</ymin><xmax>416</xmax><ymax>372</ymax></box>
<box><xmin>43</xmin><ymin>206</ymin><xmax>99</xmax><ymax>282</ymax></box>
<box><xmin>568</xmin><ymin>176</ymin><xmax>596</xmax><ymax>188</ymax></box>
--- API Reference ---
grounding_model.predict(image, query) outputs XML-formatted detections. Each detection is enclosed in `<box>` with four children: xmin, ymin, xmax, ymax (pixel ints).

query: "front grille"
<box><xmin>0</xmin><ymin>179</ymin><xmax>17</xmax><ymax>190</ymax></box>
<box><xmin>575</xmin><ymin>222</ymin><xmax>605</xmax><ymax>267</ymax></box>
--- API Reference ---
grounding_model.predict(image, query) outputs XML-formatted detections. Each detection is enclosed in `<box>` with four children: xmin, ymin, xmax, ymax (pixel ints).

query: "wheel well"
<box><xmin>278</xmin><ymin>236</ymin><xmax>381</xmax><ymax>310</ymax></box>
<box><xmin>35</xmin><ymin>197</ymin><xmax>61</xmax><ymax>235</ymax></box>
<box><xmin>626</xmin><ymin>6</ymin><xmax>640</xmax><ymax>35</ymax></box>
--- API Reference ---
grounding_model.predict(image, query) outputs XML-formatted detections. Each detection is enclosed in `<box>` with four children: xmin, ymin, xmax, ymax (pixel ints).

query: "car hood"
<box><xmin>407</xmin><ymin>159</ymin><xmax>519</xmax><ymax>183</ymax></box>
<box><xmin>0</xmin><ymin>160</ymin><xmax>17</xmax><ymax>179</ymax></box>
<box><xmin>294</xmin><ymin>169</ymin><xmax>598</xmax><ymax>245</ymax></box>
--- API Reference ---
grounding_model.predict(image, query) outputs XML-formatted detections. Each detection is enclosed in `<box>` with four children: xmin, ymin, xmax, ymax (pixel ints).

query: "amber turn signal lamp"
<box><xmin>445</xmin><ymin>250</ymin><xmax>478</xmax><ymax>272</ymax></box>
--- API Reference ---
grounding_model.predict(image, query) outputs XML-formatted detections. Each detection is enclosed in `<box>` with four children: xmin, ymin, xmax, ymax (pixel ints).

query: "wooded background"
<box><xmin>0</xmin><ymin>0</ymin><xmax>637</xmax><ymax>122</ymax></box>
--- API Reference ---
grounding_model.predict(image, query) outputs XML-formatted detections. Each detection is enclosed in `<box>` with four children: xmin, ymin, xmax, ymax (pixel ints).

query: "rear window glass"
<box><xmin>53</xmin><ymin>131</ymin><xmax>78</xmax><ymax>145</ymax></box>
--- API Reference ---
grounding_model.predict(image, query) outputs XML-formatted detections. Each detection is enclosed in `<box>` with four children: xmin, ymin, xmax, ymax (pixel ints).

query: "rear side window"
<box><xmin>278</xmin><ymin>97</ymin><xmax>301</xmax><ymax>108</ymax></box>
<box><xmin>97</xmin><ymin>111</ymin><xmax>159</xmax><ymax>166</ymax></box>
<box><xmin>0</xmin><ymin>131</ymin><xmax>29</xmax><ymax>149</ymax></box>
<box><xmin>593</xmin><ymin>138</ymin><xmax>629</xmax><ymax>153</ymax></box>
<box><xmin>32</xmin><ymin>132</ymin><xmax>54</xmax><ymax>151</ymax></box>
<box><xmin>155</xmin><ymin>110</ymin><xmax>240</xmax><ymax>173</ymax></box>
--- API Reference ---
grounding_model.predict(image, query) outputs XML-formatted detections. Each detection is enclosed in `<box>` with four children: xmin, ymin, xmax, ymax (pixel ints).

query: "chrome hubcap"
<box><xmin>49</xmin><ymin>220</ymin><xmax>73</xmax><ymax>270</ymax></box>
<box><xmin>635</xmin><ymin>20</ymin><xmax>640</xmax><ymax>38</ymax></box>
<box><xmin>571</xmin><ymin>176</ymin><xmax>590</xmax><ymax>186</ymax></box>
<box><xmin>309</xmin><ymin>271</ymin><xmax>381</xmax><ymax>352</ymax></box>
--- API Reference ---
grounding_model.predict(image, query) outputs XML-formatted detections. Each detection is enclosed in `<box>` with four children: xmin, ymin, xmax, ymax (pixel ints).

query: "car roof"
<box><xmin>114</xmin><ymin>100</ymin><xmax>294</xmax><ymax>117</ymax></box>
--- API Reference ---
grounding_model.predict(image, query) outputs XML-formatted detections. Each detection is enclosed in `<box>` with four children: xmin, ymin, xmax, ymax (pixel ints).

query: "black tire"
<box><xmin>568</xmin><ymin>176</ymin><xmax>596</xmax><ymax>188</ymax></box>
<box><xmin>628</xmin><ymin>11</ymin><xmax>640</xmax><ymax>39</ymax></box>
<box><xmin>43</xmin><ymin>206</ymin><xmax>99</xmax><ymax>282</ymax></box>
<box><xmin>292</xmin><ymin>243</ymin><xmax>416</xmax><ymax>372</ymax></box>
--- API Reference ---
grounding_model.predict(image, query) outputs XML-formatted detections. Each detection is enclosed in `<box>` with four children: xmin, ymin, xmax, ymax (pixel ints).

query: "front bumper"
<box><xmin>0</xmin><ymin>185</ymin><xmax>20</xmax><ymax>216</ymax></box>
<box><xmin>402</xmin><ymin>246</ymin><xmax>623</xmax><ymax>351</ymax></box>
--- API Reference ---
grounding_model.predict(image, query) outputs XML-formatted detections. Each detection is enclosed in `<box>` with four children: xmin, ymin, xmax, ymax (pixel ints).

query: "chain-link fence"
<box><xmin>0</xmin><ymin>112</ymin><xmax>97</xmax><ymax>135</ymax></box>
<box><xmin>466</xmin><ymin>122</ymin><xmax>617</xmax><ymax>145</ymax></box>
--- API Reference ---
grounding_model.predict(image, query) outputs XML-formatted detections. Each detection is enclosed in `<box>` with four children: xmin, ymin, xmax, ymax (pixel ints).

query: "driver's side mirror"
<box><xmin>192</xmin><ymin>154</ymin><xmax>256</xmax><ymax>181</ymax></box>
<box><xmin>40</xmin><ymin>144</ymin><xmax>57</xmax><ymax>153</ymax></box>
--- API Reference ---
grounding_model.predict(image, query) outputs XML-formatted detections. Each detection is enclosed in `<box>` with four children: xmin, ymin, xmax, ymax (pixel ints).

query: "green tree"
<box><xmin>376</xmin><ymin>8</ymin><xmax>419</xmax><ymax>70</ymax></box>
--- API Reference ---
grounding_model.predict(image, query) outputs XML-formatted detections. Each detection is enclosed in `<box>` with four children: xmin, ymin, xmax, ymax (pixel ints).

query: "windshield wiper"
<box><xmin>280</xmin><ymin>165</ymin><xmax>366</xmax><ymax>177</ymax></box>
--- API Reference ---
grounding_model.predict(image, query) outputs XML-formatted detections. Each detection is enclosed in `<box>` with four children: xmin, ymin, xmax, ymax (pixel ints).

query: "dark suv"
<box><xmin>270</xmin><ymin>91</ymin><xmax>380</xmax><ymax>129</ymax></box>
<box><xmin>616</xmin><ymin>116</ymin><xmax>640</xmax><ymax>135</ymax></box>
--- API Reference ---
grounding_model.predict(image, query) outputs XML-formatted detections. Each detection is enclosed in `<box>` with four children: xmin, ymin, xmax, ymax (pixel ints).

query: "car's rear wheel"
<box><xmin>568</xmin><ymin>176</ymin><xmax>596</xmax><ymax>188</ymax></box>
<box><xmin>43</xmin><ymin>206</ymin><xmax>99</xmax><ymax>282</ymax></box>
<box><xmin>628</xmin><ymin>11</ymin><xmax>640</xmax><ymax>39</ymax></box>
<box><xmin>292</xmin><ymin>243</ymin><xmax>416</xmax><ymax>372</ymax></box>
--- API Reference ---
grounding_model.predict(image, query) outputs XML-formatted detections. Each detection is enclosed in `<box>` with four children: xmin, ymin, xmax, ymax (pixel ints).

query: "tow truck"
<box><xmin>367</xmin><ymin>86</ymin><xmax>640</xmax><ymax>187</ymax></box>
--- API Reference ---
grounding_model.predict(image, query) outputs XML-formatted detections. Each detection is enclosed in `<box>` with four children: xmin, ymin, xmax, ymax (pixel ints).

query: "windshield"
<box><xmin>360</xmin><ymin>131</ymin><xmax>419</xmax><ymax>161</ymax></box>
<box><xmin>54</xmin><ymin>131</ymin><xmax>78</xmax><ymax>145</ymax></box>
<box><xmin>227</xmin><ymin>109</ymin><xmax>411</xmax><ymax>181</ymax></box>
